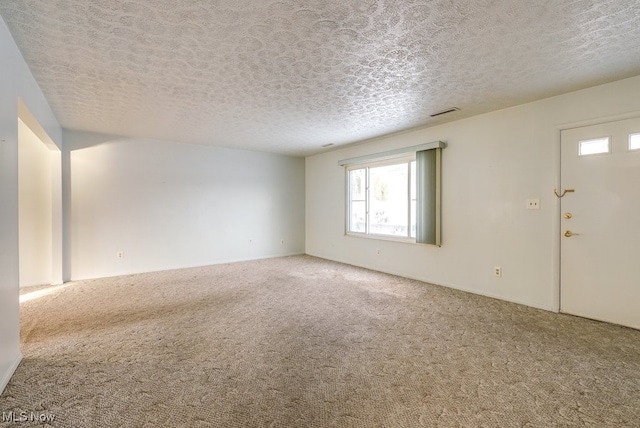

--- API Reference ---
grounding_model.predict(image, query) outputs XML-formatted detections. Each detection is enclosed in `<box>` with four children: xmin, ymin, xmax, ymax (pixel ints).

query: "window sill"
<box><xmin>345</xmin><ymin>232</ymin><xmax>416</xmax><ymax>244</ymax></box>
<box><xmin>345</xmin><ymin>232</ymin><xmax>441</xmax><ymax>247</ymax></box>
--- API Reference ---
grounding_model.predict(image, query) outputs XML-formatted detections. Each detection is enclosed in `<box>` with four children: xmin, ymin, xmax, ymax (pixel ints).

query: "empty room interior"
<box><xmin>1</xmin><ymin>1</ymin><xmax>640</xmax><ymax>426</ymax></box>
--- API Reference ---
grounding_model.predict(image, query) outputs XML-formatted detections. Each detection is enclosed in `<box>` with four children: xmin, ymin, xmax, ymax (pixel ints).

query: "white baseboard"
<box><xmin>69</xmin><ymin>252</ymin><xmax>307</xmax><ymax>281</ymax></box>
<box><xmin>0</xmin><ymin>353</ymin><xmax>22</xmax><ymax>395</ymax></box>
<box><xmin>305</xmin><ymin>252</ymin><xmax>556</xmax><ymax>313</ymax></box>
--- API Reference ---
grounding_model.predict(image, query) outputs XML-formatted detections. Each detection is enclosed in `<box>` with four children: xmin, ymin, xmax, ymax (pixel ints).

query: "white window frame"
<box><xmin>339</xmin><ymin>141</ymin><xmax>445</xmax><ymax>246</ymax></box>
<box><xmin>578</xmin><ymin>136</ymin><xmax>611</xmax><ymax>156</ymax></box>
<box><xmin>346</xmin><ymin>155</ymin><xmax>417</xmax><ymax>242</ymax></box>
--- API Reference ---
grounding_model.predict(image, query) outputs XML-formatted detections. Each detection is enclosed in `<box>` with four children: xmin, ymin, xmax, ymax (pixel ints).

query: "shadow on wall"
<box><xmin>63</xmin><ymin>129</ymin><xmax>130</xmax><ymax>151</ymax></box>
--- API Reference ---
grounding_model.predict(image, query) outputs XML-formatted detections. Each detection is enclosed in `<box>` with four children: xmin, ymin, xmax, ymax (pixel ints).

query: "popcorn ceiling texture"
<box><xmin>1</xmin><ymin>1</ymin><xmax>640</xmax><ymax>155</ymax></box>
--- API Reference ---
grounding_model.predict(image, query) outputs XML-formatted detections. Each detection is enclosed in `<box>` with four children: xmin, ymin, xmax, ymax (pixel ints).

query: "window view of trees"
<box><xmin>348</xmin><ymin>159</ymin><xmax>416</xmax><ymax>238</ymax></box>
<box><xmin>344</xmin><ymin>144</ymin><xmax>442</xmax><ymax>245</ymax></box>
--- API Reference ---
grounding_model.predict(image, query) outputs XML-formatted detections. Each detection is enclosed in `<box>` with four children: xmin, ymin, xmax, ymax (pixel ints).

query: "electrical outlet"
<box><xmin>494</xmin><ymin>266</ymin><xmax>502</xmax><ymax>277</ymax></box>
<box><xmin>526</xmin><ymin>198</ymin><xmax>540</xmax><ymax>210</ymax></box>
<box><xmin>117</xmin><ymin>251</ymin><xmax>124</xmax><ymax>259</ymax></box>
<box><xmin>280</xmin><ymin>239</ymin><xmax>285</xmax><ymax>245</ymax></box>
<box><xmin>376</xmin><ymin>249</ymin><xmax>381</xmax><ymax>256</ymax></box>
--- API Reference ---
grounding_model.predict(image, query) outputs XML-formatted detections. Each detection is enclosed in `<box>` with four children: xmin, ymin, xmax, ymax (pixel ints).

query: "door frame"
<box><xmin>553</xmin><ymin>110</ymin><xmax>640</xmax><ymax>314</ymax></box>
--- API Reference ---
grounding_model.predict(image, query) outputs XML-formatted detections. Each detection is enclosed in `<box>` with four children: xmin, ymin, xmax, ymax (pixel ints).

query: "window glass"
<box><xmin>629</xmin><ymin>133</ymin><xmax>640</xmax><ymax>151</ymax></box>
<box><xmin>349</xmin><ymin>169</ymin><xmax>366</xmax><ymax>233</ymax></box>
<box><xmin>350</xmin><ymin>201</ymin><xmax>366</xmax><ymax>233</ymax></box>
<box><xmin>369</xmin><ymin>163</ymin><xmax>408</xmax><ymax>237</ymax></box>
<box><xmin>579</xmin><ymin>137</ymin><xmax>610</xmax><ymax>156</ymax></box>
<box><xmin>410</xmin><ymin>161</ymin><xmax>416</xmax><ymax>238</ymax></box>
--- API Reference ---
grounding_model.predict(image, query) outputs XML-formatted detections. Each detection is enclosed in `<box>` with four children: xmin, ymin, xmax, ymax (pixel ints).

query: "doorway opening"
<box><xmin>18</xmin><ymin>101</ymin><xmax>62</xmax><ymax>289</ymax></box>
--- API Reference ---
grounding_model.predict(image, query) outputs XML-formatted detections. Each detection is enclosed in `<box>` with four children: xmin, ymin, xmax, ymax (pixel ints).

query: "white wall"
<box><xmin>18</xmin><ymin>119</ymin><xmax>53</xmax><ymax>287</ymax></box>
<box><xmin>306</xmin><ymin>75</ymin><xmax>640</xmax><ymax>311</ymax></box>
<box><xmin>65</xmin><ymin>130</ymin><xmax>305</xmax><ymax>280</ymax></box>
<box><xmin>0</xmin><ymin>17</ymin><xmax>62</xmax><ymax>393</ymax></box>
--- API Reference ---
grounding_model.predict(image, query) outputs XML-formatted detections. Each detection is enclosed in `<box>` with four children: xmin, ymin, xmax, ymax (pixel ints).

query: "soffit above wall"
<box><xmin>1</xmin><ymin>1</ymin><xmax>639</xmax><ymax>156</ymax></box>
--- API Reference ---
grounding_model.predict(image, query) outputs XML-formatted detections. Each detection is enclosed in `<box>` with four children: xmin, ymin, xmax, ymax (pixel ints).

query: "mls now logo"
<box><xmin>2</xmin><ymin>411</ymin><xmax>56</xmax><ymax>423</ymax></box>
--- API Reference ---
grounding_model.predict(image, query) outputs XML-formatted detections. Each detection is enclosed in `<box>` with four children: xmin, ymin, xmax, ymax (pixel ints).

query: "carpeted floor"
<box><xmin>1</xmin><ymin>255</ymin><xmax>639</xmax><ymax>427</ymax></box>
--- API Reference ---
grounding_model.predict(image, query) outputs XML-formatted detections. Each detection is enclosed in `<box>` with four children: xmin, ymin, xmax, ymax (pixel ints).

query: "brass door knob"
<box><xmin>564</xmin><ymin>230</ymin><xmax>580</xmax><ymax>237</ymax></box>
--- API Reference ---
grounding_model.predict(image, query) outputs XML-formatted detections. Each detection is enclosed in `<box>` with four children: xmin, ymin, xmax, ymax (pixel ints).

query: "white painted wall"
<box><xmin>66</xmin><ymin>130</ymin><xmax>305</xmax><ymax>280</ymax></box>
<box><xmin>18</xmin><ymin>119</ymin><xmax>53</xmax><ymax>287</ymax></box>
<box><xmin>306</xmin><ymin>75</ymin><xmax>640</xmax><ymax>312</ymax></box>
<box><xmin>0</xmin><ymin>17</ymin><xmax>62</xmax><ymax>393</ymax></box>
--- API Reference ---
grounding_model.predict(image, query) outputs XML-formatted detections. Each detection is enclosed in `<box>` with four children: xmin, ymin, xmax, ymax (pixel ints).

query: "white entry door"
<box><xmin>560</xmin><ymin>117</ymin><xmax>640</xmax><ymax>329</ymax></box>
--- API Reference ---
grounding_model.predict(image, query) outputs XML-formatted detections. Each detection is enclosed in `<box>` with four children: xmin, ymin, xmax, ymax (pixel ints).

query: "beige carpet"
<box><xmin>1</xmin><ymin>255</ymin><xmax>639</xmax><ymax>427</ymax></box>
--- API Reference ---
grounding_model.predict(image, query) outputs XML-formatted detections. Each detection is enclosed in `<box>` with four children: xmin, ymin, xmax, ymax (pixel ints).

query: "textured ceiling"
<box><xmin>1</xmin><ymin>1</ymin><xmax>640</xmax><ymax>156</ymax></box>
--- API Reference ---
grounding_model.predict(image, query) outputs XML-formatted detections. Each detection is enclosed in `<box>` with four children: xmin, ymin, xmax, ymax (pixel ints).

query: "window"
<box><xmin>341</xmin><ymin>142</ymin><xmax>444</xmax><ymax>245</ymax></box>
<box><xmin>348</xmin><ymin>157</ymin><xmax>415</xmax><ymax>239</ymax></box>
<box><xmin>348</xmin><ymin>168</ymin><xmax>366</xmax><ymax>233</ymax></box>
<box><xmin>578</xmin><ymin>137</ymin><xmax>610</xmax><ymax>156</ymax></box>
<box><xmin>629</xmin><ymin>133</ymin><xmax>640</xmax><ymax>151</ymax></box>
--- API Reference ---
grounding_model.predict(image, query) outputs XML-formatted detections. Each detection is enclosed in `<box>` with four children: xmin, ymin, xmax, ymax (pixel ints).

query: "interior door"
<box><xmin>560</xmin><ymin>117</ymin><xmax>640</xmax><ymax>330</ymax></box>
